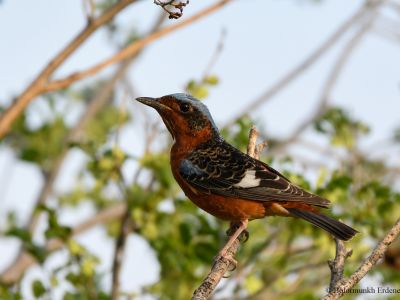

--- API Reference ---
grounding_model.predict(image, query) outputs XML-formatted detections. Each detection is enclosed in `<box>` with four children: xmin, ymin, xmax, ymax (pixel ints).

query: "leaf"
<box><xmin>81</xmin><ymin>258</ymin><xmax>96</xmax><ymax>277</ymax></box>
<box><xmin>10</xmin><ymin>116</ymin><xmax>68</xmax><ymax>171</ymax></box>
<box><xmin>6</xmin><ymin>227</ymin><xmax>31</xmax><ymax>242</ymax></box>
<box><xmin>32</xmin><ymin>280</ymin><xmax>46</xmax><ymax>297</ymax></box>
<box><xmin>68</xmin><ymin>240</ymin><xmax>85</xmax><ymax>256</ymax></box>
<box><xmin>203</xmin><ymin>75</ymin><xmax>219</xmax><ymax>85</ymax></box>
<box><xmin>66</xmin><ymin>272</ymin><xmax>80</xmax><ymax>285</ymax></box>
<box><xmin>314</xmin><ymin>107</ymin><xmax>369</xmax><ymax>148</ymax></box>
<box><xmin>244</xmin><ymin>274</ymin><xmax>264</xmax><ymax>294</ymax></box>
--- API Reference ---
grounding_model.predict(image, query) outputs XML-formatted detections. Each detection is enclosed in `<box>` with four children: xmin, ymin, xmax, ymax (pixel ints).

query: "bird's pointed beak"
<box><xmin>136</xmin><ymin>97</ymin><xmax>167</xmax><ymax>111</ymax></box>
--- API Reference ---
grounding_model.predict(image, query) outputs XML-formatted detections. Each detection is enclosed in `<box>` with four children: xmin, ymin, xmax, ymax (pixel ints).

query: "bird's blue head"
<box><xmin>136</xmin><ymin>93</ymin><xmax>221</xmax><ymax>142</ymax></box>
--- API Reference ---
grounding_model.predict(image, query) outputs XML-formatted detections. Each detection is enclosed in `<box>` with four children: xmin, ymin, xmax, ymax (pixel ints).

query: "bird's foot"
<box><xmin>212</xmin><ymin>251</ymin><xmax>237</xmax><ymax>274</ymax></box>
<box><xmin>226</xmin><ymin>222</ymin><xmax>250</xmax><ymax>243</ymax></box>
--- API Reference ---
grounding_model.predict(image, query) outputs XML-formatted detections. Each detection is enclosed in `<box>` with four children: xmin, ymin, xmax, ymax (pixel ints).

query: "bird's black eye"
<box><xmin>179</xmin><ymin>103</ymin><xmax>191</xmax><ymax>113</ymax></box>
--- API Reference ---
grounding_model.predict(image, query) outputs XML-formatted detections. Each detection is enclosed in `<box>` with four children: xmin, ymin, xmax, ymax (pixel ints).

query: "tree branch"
<box><xmin>43</xmin><ymin>0</ymin><xmax>234</xmax><ymax>94</ymax></box>
<box><xmin>27</xmin><ymin>55</ymin><xmax>133</xmax><ymax>233</ymax></box>
<box><xmin>1</xmin><ymin>12</ymin><xmax>166</xmax><ymax>284</ymax></box>
<box><xmin>0</xmin><ymin>203</ymin><xmax>126</xmax><ymax>284</ymax></box>
<box><xmin>154</xmin><ymin>0</ymin><xmax>190</xmax><ymax>19</ymax></box>
<box><xmin>0</xmin><ymin>59</ymin><xmax>135</xmax><ymax>285</ymax></box>
<box><xmin>0</xmin><ymin>0</ymin><xmax>233</xmax><ymax>139</ymax></box>
<box><xmin>192</xmin><ymin>126</ymin><xmax>267</xmax><ymax>300</ymax></box>
<box><xmin>270</xmin><ymin>3</ymin><xmax>382</xmax><ymax>153</ymax></box>
<box><xmin>0</xmin><ymin>0</ymin><xmax>138</xmax><ymax>139</ymax></box>
<box><xmin>223</xmin><ymin>1</ymin><xmax>375</xmax><ymax>128</ymax></box>
<box><xmin>327</xmin><ymin>239</ymin><xmax>353</xmax><ymax>292</ymax></box>
<box><xmin>110</xmin><ymin>167</ymin><xmax>145</xmax><ymax>299</ymax></box>
<box><xmin>323</xmin><ymin>219</ymin><xmax>400</xmax><ymax>300</ymax></box>
<box><xmin>110</xmin><ymin>188</ymin><xmax>133</xmax><ymax>300</ymax></box>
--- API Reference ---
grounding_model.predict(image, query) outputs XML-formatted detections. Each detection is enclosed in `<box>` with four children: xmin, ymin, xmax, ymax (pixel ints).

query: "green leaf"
<box><xmin>6</xmin><ymin>227</ymin><xmax>31</xmax><ymax>242</ymax></box>
<box><xmin>203</xmin><ymin>75</ymin><xmax>219</xmax><ymax>85</ymax></box>
<box><xmin>314</xmin><ymin>107</ymin><xmax>369</xmax><ymax>148</ymax></box>
<box><xmin>32</xmin><ymin>280</ymin><xmax>46</xmax><ymax>297</ymax></box>
<box><xmin>244</xmin><ymin>274</ymin><xmax>263</xmax><ymax>294</ymax></box>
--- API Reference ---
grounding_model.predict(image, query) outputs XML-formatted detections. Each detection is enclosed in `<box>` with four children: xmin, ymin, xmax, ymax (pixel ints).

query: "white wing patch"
<box><xmin>233</xmin><ymin>170</ymin><xmax>261</xmax><ymax>188</ymax></box>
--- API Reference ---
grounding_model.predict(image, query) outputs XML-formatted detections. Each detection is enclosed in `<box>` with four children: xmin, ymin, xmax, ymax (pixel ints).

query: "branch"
<box><xmin>5</xmin><ymin>58</ymin><xmax>135</xmax><ymax>277</ymax></box>
<box><xmin>1</xmin><ymin>11</ymin><xmax>167</xmax><ymax>286</ymax></box>
<box><xmin>270</xmin><ymin>4</ymin><xmax>382</xmax><ymax>153</ymax></box>
<box><xmin>110</xmin><ymin>167</ymin><xmax>144</xmax><ymax>299</ymax></box>
<box><xmin>201</xmin><ymin>28</ymin><xmax>226</xmax><ymax>80</ymax></box>
<box><xmin>110</xmin><ymin>207</ymin><xmax>132</xmax><ymax>300</ymax></box>
<box><xmin>192</xmin><ymin>126</ymin><xmax>267</xmax><ymax>300</ymax></box>
<box><xmin>26</xmin><ymin>53</ymin><xmax>132</xmax><ymax>232</ymax></box>
<box><xmin>111</xmin><ymin>198</ymin><xmax>132</xmax><ymax>300</ymax></box>
<box><xmin>154</xmin><ymin>0</ymin><xmax>190</xmax><ymax>19</ymax></box>
<box><xmin>0</xmin><ymin>59</ymin><xmax>135</xmax><ymax>285</ymax></box>
<box><xmin>43</xmin><ymin>0</ymin><xmax>233</xmax><ymax>94</ymax></box>
<box><xmin>327</xmin><ymin>239</ymin><xmax>353</xmax><ymax>292</ymax></box>
<box><xmin>323</xmin><ymin>219</ymin><xmax>400</xmax><ymax>300</ymax></box>
<box><xmin>0</xmin><ymin>0</ymin><xmax>138</xmax><ymax>139</ymax></box>
<box><xmin>223</xmin><ymin>1</ymin><xmax>374</xmax><ymax>128</ymax></box>
<box><xmin>0</xmin><ymin>203</ymin><xmax>126</xmax><ymax>284</ymax></box>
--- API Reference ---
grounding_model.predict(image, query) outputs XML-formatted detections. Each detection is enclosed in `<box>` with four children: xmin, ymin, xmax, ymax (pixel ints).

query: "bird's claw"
<box><xmin>212</xmin><ymin>253</ymin><xmax>237</xmax><ymax>275</ymax></box>
<box><xmin>241</xmin><ymin>229</ymin><xmax>250</xmax><ymax>243</ymax></box>
<box><xmin>226</xmin><ymin>226</ymin><xmax>249</xmax><ymax>243</ymax></box>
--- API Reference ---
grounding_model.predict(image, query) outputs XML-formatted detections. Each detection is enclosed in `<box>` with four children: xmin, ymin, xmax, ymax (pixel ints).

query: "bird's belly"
<box><xmin>186</xmin><ymin>190</ymin><xmax>266</xmax><ymax>221</ymax></box>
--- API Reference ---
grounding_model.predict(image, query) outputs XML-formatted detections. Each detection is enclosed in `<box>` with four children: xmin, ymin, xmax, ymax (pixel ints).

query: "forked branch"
<box><xmin>324</xmin><ymin>219</ymin><xmax>400</xmax><ymax>300</ymax></box>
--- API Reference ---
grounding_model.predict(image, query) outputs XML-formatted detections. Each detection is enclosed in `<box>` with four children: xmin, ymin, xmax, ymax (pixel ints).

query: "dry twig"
<box><xmin>224</xmin><ymin>0</ymin><xmax>378</xmax><ymax>128</ymax></box>
<box><xmin>44</xmin><ymin>0</ymin><xmax>232</xmax><ymax>94</ymax></box>
<box><xmin>1</xmin><ymin>11</ymin><xmax>166</xmax><ymax>287</ymax></box>
<box><xmin>0</xmin><ymin>0</ymin><xmax>137</xmax><ymax>139</ymax></box>
<box><xmin>272</xmin><ymin>2</ymin><xmax>384</xmax><ymax>153</ymax></box>
<box><xmin>111</xmin><ymin>176</ymin><xmax>135</xmax><ymax>300</ymax></box>
<box><xmin>0</xmin><ymin>203</ymin><xmax>126</xmax><ymax>284</ymax></box>
<box><xmin>0</xmin><ymin>0</ymin><xmax>233</xmax><ymax>139</ymax></box>
<box><xmin>328</xmin><ymin>239</ymin><xmax>353</xmax><ymax>292</ymax></box>
<box><xmin>323</xmin><ymin>219</ymin><xmax>400</xmax><ymax>300</ymax></box>
<box><xmin>154</xmin><ymin>0</ymin><xmax>190</xmax><ymax>19</ymax></box>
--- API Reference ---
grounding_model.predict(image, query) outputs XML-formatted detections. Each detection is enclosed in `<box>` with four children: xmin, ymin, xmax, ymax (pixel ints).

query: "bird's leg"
<box><xmin>226</xmin><ymin>222</ymin><xmax>249</xmax><ymax>243</ymax></box>
<box><xmin>215</xmin><ymin>219</ymin><xmax>249</xmax><ymax>264</ymax></box>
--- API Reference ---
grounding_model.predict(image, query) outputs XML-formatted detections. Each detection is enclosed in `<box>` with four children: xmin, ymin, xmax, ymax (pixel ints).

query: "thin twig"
<box><xmin>192</xmin><ymin>126</ymin><xmax>267</xmax><ymax>300</ymax></box>
<box><xmin>43</xmin><ymin>0</ymin><xmax>233</xmax><ymax>95</ymax></box>
<box><xmin>246</xmin><ymin>125</ymin><xmax>258</xmax><ymax>158</ymax></box>
<box><xmin>271</xmin><ymin>4</ymin><xmax>382</xmax><ymax>153</ymax></box>
<box><xmin>1</xmin><ymin>13</ymin><xmax>167</xmax><ymax>283</ymax></box>
<box><xmin>323</xmin><ymin>219</ymin><xmax>400</xmax><ymax>300</ymax></box>
<box><xmin>223</xmin><ymin>1</ymin><xmax>373</xmax><ymax>128</ymax></box>
<box><xmin>27</xmin><ymin>59</ymin><xmax>135</xmax><ymax>234</ymax></box>
<box><xmin>82</xmin><ymin>0</ymin><xmax>96</xmax><ymax>21</ymax></box>
<box><xmin>154</xmin><ymin>0</ymin><xmax>190</xmax><ymax>19</ymax></box>
<box><xmin>0</xmin><ymin>202</ymin><xmax>126</xmax><ymax>284</ymax></box>
<box><xmin>328</xmin><ymin>239</ymin><xmax>353</xmax><ymax>292</ymax></box>
<box><xmin>111</xmin><ymin>171</ymin><xmax>136</xmax><ymax>300</ymax></box>
<box><xmin>0</xmin><ymin>0</ymin><xmax>232</xmax><ymax>139</ymax></box>
<box><xmin>202</xmin><ymin>28</ymin><xmax>226</xmax><ymax>80</ymax></box>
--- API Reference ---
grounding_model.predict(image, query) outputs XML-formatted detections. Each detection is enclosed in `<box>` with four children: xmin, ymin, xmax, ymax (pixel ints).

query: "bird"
<box><xmin>136</xmin><ymin>93</ymin><xmax>358</xmax><ymax>257</ymax></box>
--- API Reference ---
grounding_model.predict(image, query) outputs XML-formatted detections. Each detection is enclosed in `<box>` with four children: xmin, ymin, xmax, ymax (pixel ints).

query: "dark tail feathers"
<box><xmin>287</xmin><ymin>208</ymin><xmax>358</xmax><ymax>241</ymax></box>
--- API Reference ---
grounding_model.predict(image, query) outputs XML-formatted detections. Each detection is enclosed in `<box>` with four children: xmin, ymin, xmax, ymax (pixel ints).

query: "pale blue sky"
<box><xmin>1</xmin><ymin>0</ymin><xmax>399</xmax><ymax>298</ymax></box>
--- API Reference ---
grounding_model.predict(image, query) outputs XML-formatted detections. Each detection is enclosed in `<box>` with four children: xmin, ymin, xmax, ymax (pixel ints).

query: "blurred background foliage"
<box><xmin>1</xmin><ymin>0</ymin><xmax>400</xmax><ymax>299</ymax></box>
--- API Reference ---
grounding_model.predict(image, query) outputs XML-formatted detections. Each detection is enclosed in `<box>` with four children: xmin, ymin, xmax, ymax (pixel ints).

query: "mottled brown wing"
<box><xmin>179</xmin><ymin>140</ymin><xmax>330</xmax><ymax>208</ymax></box>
